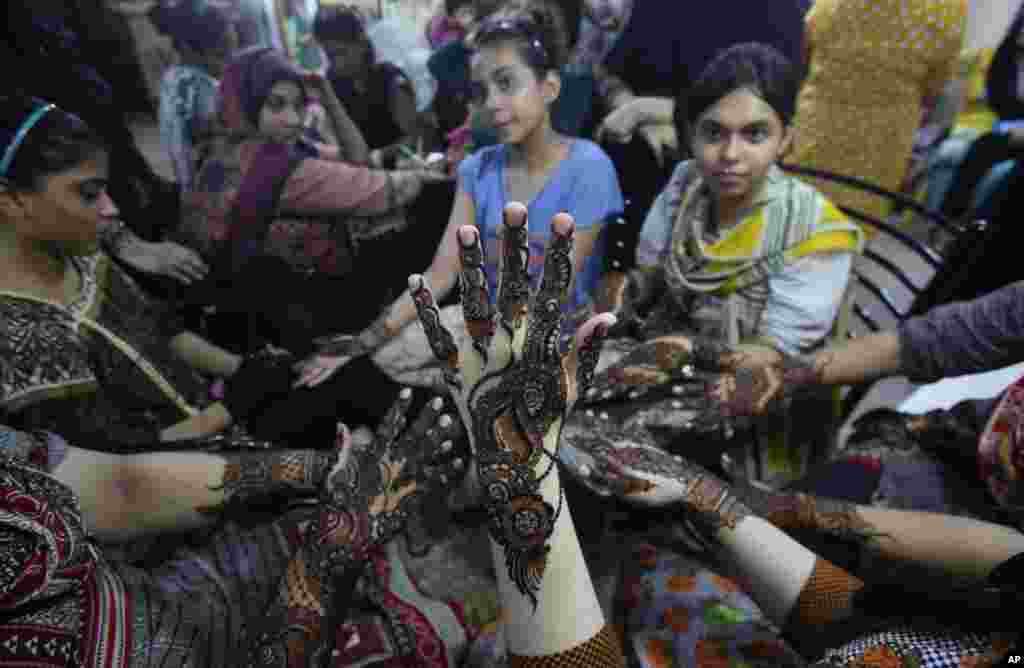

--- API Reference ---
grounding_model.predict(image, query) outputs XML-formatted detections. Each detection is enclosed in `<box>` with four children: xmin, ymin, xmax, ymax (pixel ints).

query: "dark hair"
<box><xmin>544</xmin><ymin>0</ymin><xmax>580</xmax><ymax>51</ymax></box>
<box><xmin>151</xmin><ymin>2</ymin><xmax>233</xmax><ymax>54</ymax></box>
<box><xmin>674</xmin><ymin>42</ymin><xmax>800</xmax><ymax>141</ymax></box>
<box><xmin>444</xmin><ymin>0</ymin><xmax>474</xmax><ymax>16</ymax></box>
<box><xmin>0</xmin><ymin>94</ymin><xmax>106</xmax><ymax>192</ymax></box>
<box><xmin>313</xmin><ymin>6</ymin><xmax>375</xmax><ymax>66</ymax></box>
<box><xmin>470</xmin><ymin>2</ymin><xmax>569</xmax><ymax>76</ymax></box>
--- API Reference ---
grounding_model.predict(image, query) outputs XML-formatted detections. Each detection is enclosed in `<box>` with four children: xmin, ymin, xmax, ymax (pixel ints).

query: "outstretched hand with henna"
<box><xmin>408</xmin><ymin>204</ymin><xmax>615</xmax><ymax>607</ymax></box>
<box><xmin>581</xmin><ymin>335</ymin><xmax>744</xmax><ymax>401</ymax></box>
<box><xmin>248</xmin><ymin>390</ymin><xmax>465</xmax><ymax>667</ymax></box>
<box><xmin>311</xmin><ymin>389</ymin><xmax>466</xmax><ymax>578</ymax></box>
<box><xmin>578</xmin><ymin>335</ymin><xmax>751</xmax><ymax>436</ymax></box>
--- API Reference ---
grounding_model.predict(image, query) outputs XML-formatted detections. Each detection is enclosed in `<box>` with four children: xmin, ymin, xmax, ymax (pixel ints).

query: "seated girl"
<box><xmin>177</xmin><ymin>46</ymin><xmax>449</xmax><ymax>354</ymax></box>
<box><xmin>429</xmin><ymin>0</ymin><xmax>598</xmax><ymax>151</ymax></box>
<box><xmin>312</xmin><ymin>5</ymin><xmax>438</xmax><ymax>163</ymax></box>
<box><xmin>302</xmin><ymin>3</ymin><xmax>623</xmax><ymax>389</ymax></box>
<box><xmin>578</xmin><ymin>43</ymin><xmax>863</xmax><ymax>482</ymax></box>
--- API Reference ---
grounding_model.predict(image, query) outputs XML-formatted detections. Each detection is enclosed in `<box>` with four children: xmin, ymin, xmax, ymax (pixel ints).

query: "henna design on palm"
<box><xmin>561</xmin><ymin>411</ymin><xmax>751</xmax><ymax>531</ymax></box>
<box><xmin>736</xmin><ymin>484</ymin><xmax>887</xmax><ymax>548</ymax></box>
<box><xmin>708</xmin><ymin>353</ymin><xmax>824</xmax><ymax>418</ymax></box>
<box><xmin>200</xmin><ymin>449</ymin><xmax>338</xmax><ymax>515</ymax></box>
<box><xmin>579</xmin><ymin>337</ymin><xmax>740</xmax><ymax>437</ymax></box>
<box><xmin>311</xmin><ymin>390</ymin><xmax>466</xmax><ymax>579</ymax></box>
<box><xmin>410</xmin><ymin>204</ymin><xmax>614</xmax><ymax>607</ymax></box>
<box><xmin>581</xmin><ymin>335</ymin><xmax>741</xmax><ymax>404</ymax></box>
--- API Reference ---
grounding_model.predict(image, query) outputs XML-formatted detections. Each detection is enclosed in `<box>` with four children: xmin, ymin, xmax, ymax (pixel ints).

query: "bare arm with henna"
<box><xmin>561</xmin><ymin>424</ymin><xmax>1024</xmax><ymax>632</ymax></box>
<box><xmin>706</xmin><ymin>338</ymin><xmax>896</xmax><ymax>420</ymax></box>
<box><xmin>411</xmin><ymin>202</ymin><xmax>625</xmax><ymax>666</ymax></box>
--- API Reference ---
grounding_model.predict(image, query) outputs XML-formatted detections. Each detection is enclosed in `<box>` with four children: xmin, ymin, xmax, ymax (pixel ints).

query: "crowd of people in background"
<box><xmin>2</xmin><ymin>0</ymin><xmax>1024</xmax><ymax>666</ymax></box>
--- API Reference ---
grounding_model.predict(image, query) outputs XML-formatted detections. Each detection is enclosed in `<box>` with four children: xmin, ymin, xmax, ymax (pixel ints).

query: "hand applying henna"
<box><xmin>707</xmin><ymin>351</ymin><xmax>828</xmax><ymax>419</ymax></box>
<box><xmin>411</xmin><ymin>203</ymin><xmax>625</xmax><ymax>666</ymax></box>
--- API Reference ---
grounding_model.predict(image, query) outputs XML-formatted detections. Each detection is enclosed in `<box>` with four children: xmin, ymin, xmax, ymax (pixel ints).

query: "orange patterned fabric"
<box><xmin>788</xmin><ymin>558</ymin><xmax>864</xmax><ymax>630</ymax></box>
<box><xmin>510</xmin><ymin>624</ymin><xmax>624</xmax><ymax>668</ymax></box>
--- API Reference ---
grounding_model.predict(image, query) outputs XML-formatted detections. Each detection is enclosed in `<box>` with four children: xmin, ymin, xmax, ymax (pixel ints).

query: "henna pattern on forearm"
<box><xmin>736</xmin><ymin>483</ymin><xmax>889</xmax><ymax>550</ymax></box>
<box><xmin>711</xmin><ymin>352</ymin><xmax>827</xmax><ymax>418</ymax></box>
<box><xmin>199</xmin><ymin>449</ymin><xmax>337</xmax><ymax>515</ymax></box>
<box><xmin>471</xmin><ymin>370</ymin><xmax>561</xmax><ymax>609</ymax></box>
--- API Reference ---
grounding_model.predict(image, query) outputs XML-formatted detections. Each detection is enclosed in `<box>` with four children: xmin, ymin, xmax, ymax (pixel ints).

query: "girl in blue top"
<box><xmin>301</xmin><ymin>1</ymin><xmax>625</xmax><ymax>388</ymax></box>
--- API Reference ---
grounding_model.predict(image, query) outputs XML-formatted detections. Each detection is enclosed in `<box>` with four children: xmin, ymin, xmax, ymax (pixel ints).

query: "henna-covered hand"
<box><xmin>580</xmin><ymin>335</ymin><xmax>745</xmax><ymax>404</ymax></box>
<box><xmin>579</xmin><ymin>336</ymin><xmax>747</xmax><ymax>438</ymax></box>
<box><xmin>560</xmin><ymin>411</ymin><xmax>751</xmax><ymax>533</ymax></box>
<box><xmin>562</xmin><ymin>411</ymin><xmax>886</xmax><ymax>549</ymax></box>
<box><xmin>707</xmin><ymin>353</ymin><xmax>825</xmax><ymax>419</ymax></box>
<box><xmin>311</xmin><ymin>389</ymin><xmax>466</xmax><ymax>578</ymax></box>
<box><xmin>409</xmin><ymin>203</ymin><xmax>614</xmax><ymax>607</ymax></box>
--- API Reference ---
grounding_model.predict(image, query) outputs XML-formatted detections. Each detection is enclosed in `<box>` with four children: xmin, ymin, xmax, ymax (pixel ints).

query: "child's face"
<box><xmin>690</xmin><ymin>88</ymin><xmax>792</xmax><ymax>208</ymax></box>
<box><xmin>469</xmin><ymin>41</ymin><xmax>559</xmax><ymax>146</ymax></box>
<box><xmin>258</xmin><ymin>81</ymin><xmax>307</xmax><ymax>143</ymax></box>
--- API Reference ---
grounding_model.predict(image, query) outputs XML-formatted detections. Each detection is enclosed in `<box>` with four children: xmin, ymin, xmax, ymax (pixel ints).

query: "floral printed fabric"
<box><xmin>462</xmin><ymin>538</ymin><xmax>805</xmax><ymax>668</ymax></box>
<box><xmin>978</xmin><ymin>374</ymin><xmax>1024</xmax><ymax>513</ymax></box>
<box><xmin>616</xmin><ymin>542</ymin><xmax>804</xmax><ymax>668</ymax></box>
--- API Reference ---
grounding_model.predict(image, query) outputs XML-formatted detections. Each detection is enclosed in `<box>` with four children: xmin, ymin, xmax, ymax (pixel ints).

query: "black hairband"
<box><xmin>474</xmin><ymin>17</ymin><xmax>550</xmax><ymax>69</ymax></box>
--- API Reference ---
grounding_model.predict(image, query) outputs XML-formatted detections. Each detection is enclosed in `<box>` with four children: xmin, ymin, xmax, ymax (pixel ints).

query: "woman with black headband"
<box><xmin>0</xmin><ymin>91</ymin><xmax>493</xmax><ymax>667</ymax></box>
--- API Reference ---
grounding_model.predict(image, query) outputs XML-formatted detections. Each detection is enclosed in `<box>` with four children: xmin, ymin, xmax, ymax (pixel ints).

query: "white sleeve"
<box><xmin>635</xmin><ymin>189</ymin><xmax>673</xmax><ymax>269</ymax></box>
<box><xmin>759</xmin><ymin>252</ymin><xmax>854</xmax><ymax>355</ymax></box>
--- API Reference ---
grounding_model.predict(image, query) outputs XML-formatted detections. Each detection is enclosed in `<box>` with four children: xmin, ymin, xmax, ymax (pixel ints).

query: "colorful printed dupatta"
<box><xmin>979</xmin><ymin>373</ymin><xmax>1024</xmax><ymax>517</ymax></box>
<box><xmin>663</xmin><ymin>166</ymin><xmax>864</xmax><ymax>343</ymax></box>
